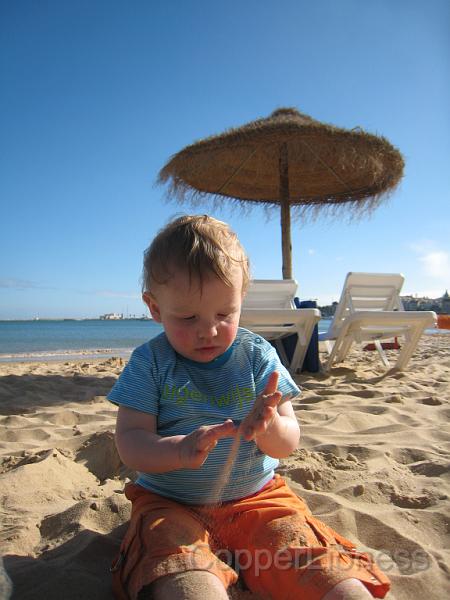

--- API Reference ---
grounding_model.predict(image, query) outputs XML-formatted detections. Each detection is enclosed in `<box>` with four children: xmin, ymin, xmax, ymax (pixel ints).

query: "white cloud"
<box><xmin>0</xmin><ymin>280</ymin><xmax>141</xmax><ymax>299</ymax></box>
<box><xmin>307</xmin><ymin>248</ymin><xmax>315</xmax><ymax>255</ymax></box>
<box><xmin>95</xmin><ymin>290</ymin><xmax>141</xmax><ymax>299</ymax></box>
<box><xmin>409</xmin><ymin>241</ymin><xmax>431</xmax><ymax>254</ymax></box>
<box><xmin>409</xmin><ymin>241</ymin><xmax>450</xmax><ymax>281</ymax></box>
<box><xmin>419</xmin><ymin>251</ymin><xmax>450</xmax><ymax>279</ymax></box>
<box><xmin>0</xmin><ymin>278</ymin><xmax>57</xmax><ymax>290</ymax></box>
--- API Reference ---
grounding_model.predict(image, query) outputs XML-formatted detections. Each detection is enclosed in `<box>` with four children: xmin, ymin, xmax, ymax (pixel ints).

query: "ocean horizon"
<box><xmin>1</xmin><ymin>316</ymin><xmax>445</xmax><ymax>364</ymax></box>
<box><xmin>0</xmin><ymin>318</ymin><xmax>164</xmax><ymax>362</ymax></box>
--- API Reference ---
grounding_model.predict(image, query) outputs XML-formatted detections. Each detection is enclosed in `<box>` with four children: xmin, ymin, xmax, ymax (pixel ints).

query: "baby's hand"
<box><xmin>177</xmin><ymin>419</ymin><xmax>237</xmax><ymax>469</ymax></box>
<box><xmin>240</xmin><ymin>372</ymin><xmax>282</xmax><ymax>441</ymax></box>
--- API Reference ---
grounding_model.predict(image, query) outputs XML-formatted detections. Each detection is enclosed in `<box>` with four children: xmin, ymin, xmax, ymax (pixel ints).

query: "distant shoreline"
<box><xmin>0</xmin><ymin>347</ymin><xmax>134</xmax><ymax>364</ymax></box>
<box><xmin>2</xmin><ymin>330</ymin><xmax>448</xmax><ymax>365</ymax></box>
<box><xmin>0</xmin><ymin>318</ymin><xmax>152</xmax><ymax>323</ymax></box>
<box><xmin>0</xmin><ymin>319</ymin><xmax>164</xmax><ymax>360</ymax></box>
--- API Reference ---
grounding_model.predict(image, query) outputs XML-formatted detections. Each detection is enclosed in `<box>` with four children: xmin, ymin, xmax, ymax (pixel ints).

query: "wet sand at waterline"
<box><xmin>0</xmin><ymin>335</ymin><xmax>449</xmax><ymax>599</ymax></box>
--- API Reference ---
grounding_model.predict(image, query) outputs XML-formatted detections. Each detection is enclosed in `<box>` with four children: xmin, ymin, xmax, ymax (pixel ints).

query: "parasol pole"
<box><xmin>279</xmin><ymin>143</ymin><xmax>292</xmax><ymax>279</ymax></box>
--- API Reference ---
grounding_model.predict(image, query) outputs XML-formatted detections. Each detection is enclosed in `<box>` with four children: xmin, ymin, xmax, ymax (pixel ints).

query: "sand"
<box><xmin>0</xmin><ymin>337</ymin><xmax>449</xmax><ymax>599</ymax></box>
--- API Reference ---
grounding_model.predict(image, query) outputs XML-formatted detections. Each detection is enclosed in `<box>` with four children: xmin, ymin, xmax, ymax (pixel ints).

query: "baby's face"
<box><xmin>144</xmin><ymin>268</ymin><xmax>243</xmax><ymax>362</ymax></box>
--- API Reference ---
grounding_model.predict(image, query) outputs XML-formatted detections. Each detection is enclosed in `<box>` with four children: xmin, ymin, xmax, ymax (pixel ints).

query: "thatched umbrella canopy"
<box><xmin>158</xmin><ymin>107</ymin><xmax>404</xmax><ymax>279</ymax></box>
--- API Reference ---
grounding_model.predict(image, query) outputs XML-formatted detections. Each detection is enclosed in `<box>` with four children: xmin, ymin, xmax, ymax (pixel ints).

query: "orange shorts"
<box><xmin>111</xmin><ymin>475</ymin><xmax>390</xmax><ymax>600</ymax></box>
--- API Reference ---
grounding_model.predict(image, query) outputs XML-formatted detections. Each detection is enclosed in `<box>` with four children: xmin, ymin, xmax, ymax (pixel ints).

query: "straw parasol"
<box><xmin>157</xmin><ymin>107</ymin><xmax>404</xmax><ymax>279</ymax></box>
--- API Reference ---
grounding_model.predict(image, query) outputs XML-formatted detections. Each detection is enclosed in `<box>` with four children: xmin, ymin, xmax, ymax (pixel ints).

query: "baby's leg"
<box><xmin>219</xmin><ymin>476</ymin><xmax>390</xmax><ymax>600</ymax></box>
<box><xmin>323</xmin><ymin>578</ymin><xmax>374</xmax><ymax>599</ymax></box>
<box><xmin>116</xmin><ymin>484</ymin><xmax>237</xmax><ymax>598</ymax></box>
<box><xmin>145</xmin><ymin>571</ymin><xmax>229</xmax><ymax>600</ymax></box>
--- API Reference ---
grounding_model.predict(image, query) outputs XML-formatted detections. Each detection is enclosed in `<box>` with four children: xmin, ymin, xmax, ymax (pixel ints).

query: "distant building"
<box><xmin>99</xmin><ymin>312</ymin><xmax>123</xmax><ymax>320</ymax></box>
<box><xmin>318</xmin><ymin>290</ymin><xmax>450</xmax><ymax>316</ymax></box>
<box><xmin>400</xmin><ymin>291</ymin><xmax>448</xmax><ymax>313</ymax></box>
<box><xmin>401</xmin><ymin>296</ymin><xmax>438</xmax><ymax>311</ymax></box>
<box><xmin>318</xmin><ymin>301</ymin><xmax>338</xmax><ymax>317</ymax></box>
<box><xmin>442</xmin><ymin>290</ymin><xmax>450</xmax><ymax>313</ymax></box>
<box><xmin>401</xmin><ymin>296</ymin><xmax>418</xmax><ymax>311</ymax></box>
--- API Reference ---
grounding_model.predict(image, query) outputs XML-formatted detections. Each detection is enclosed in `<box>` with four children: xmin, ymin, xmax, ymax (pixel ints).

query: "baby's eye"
<box><xmin>218</xmin><ymin>313</ymin><xmax>230</xmax><ymax>318</ymax></box>
<box><xmin>182</xmin><ymin>315</ymin><xmax>196</xmax><ymax>321</ymax></box>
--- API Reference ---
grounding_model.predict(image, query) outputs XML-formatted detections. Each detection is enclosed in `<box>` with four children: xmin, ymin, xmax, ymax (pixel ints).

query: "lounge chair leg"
<box><xmin>274</xmin><ymin>340</ymin><xmax>290</xmax><ymax>369</ymax></box>
<box><xmin>374</xmin><ymin>340</ymin><xmax>390</xmax><ymax>368</ymax></box>
<box><xmin>336</xmin><ymin>337</ymin><xmax>353</xmax><ymax>362</ymax></box>
<box><xmin>289</xmin><ymin>327</ymin><xmax>310</xmax><ymax>374</ymax></box>
<box><xmin>324</xmin><ymin>339</ymin><xmax>343</xmax><ymax>371</ymax></box>
<box><xmin>395</xmin><ymin>326</ymin><xmax>422</xmax><ymax>370</ymax></box>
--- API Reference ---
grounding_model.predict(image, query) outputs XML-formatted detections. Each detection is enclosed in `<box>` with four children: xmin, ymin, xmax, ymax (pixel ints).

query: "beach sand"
<box><xmin>1</xmin><ymin>336</ymin><xmax>449</xmax><ymax>599</ymax></box>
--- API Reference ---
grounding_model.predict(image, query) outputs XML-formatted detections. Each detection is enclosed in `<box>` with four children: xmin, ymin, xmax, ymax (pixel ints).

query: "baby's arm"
<box><xmin>240</xmin><ymin>371</ymin><xmax>300</xmax><ymax>458</ymax></box>
<box><xmin>115</xmin><ymin>406</ymin><xmax>236</xmax><ymax>472</ymax></box>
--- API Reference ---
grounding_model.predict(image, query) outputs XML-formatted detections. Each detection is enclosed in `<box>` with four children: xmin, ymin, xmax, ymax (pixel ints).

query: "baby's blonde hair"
<box><xmin>142</xmin><ymin>215</ymin><xmax>250</xmax><ymax>294</ymax></box>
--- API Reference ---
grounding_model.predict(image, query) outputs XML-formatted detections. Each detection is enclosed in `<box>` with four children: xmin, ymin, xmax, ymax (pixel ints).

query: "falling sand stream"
<box><xmin>207</xmin><ymin>391</ymin><xmax>274</xmax><ymax>505</ymax></box>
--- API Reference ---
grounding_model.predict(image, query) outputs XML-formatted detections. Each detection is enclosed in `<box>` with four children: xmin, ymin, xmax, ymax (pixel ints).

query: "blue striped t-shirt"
<box><xmin>108</xmin><ymin>327</ymin><xmax>300</xmax><ymax>504</ymax></box>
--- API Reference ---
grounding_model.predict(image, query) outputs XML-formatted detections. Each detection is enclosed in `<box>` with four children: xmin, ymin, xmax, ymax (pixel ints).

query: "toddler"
<box><xmin>108</xmin><ymin>215</ymin><xmax>390</xmax><ymax>600</ymax></box>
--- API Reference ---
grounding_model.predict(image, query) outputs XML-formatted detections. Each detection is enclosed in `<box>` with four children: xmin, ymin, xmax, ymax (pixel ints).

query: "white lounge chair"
<box><xmin>319</xmin><ymin>272</ymin><xmax>437</xmax><ymax>371</ymax></box>
<box><xmin>240</xmin><ymin>279</ymin><xmax>321</xmax><ymax>374</ymax></box>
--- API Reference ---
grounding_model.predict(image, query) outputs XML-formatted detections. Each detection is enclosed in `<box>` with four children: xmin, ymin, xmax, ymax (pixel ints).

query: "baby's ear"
<box><xmin>142</xmin><ymin>292</ymin><xmax>162</xmax><ymax>322</ymax></box>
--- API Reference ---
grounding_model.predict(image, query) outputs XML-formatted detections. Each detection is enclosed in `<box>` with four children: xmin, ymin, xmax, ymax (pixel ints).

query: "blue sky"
<box><xmin>1</xmin><ymin>0</ymin><xmax>449</xmax><ymax>319</ymax></box>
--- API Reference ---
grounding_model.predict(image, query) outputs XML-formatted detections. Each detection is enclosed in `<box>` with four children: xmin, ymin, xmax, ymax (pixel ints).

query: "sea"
<box><xmin>0</xmin><ymin>319</ymin><xmax>164</xmax><ymax>363</ymax></box>
<box><xmin>0</xmin><ymin>317</ymin><xmax>444</xmax><ymax>363</ymax></box>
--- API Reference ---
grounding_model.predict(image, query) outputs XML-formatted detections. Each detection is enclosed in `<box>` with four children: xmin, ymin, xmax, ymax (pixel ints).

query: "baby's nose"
<box><xmin>198</xmin><ymin>320</ymin><xmax>218</xmax><ymax>339</ymax></box>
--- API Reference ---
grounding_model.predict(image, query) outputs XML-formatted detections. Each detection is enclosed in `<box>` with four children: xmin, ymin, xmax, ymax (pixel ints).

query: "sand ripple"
<box><xmin>0</xmin><ymin>338</ymin><xmax>449</xmax><ymax>599</ymax></box>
